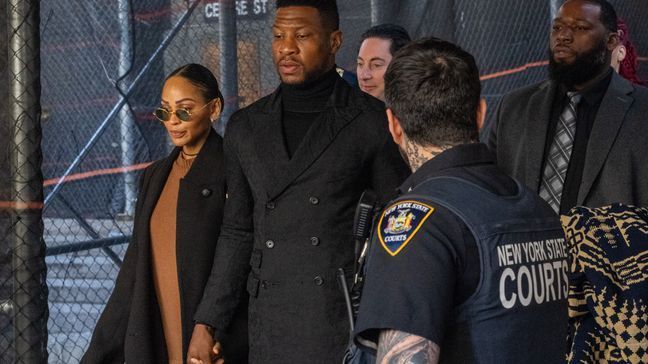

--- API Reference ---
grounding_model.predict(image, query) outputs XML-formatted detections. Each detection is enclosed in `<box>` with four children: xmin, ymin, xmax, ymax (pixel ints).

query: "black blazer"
<box><xmin>194</xmin><ymin>76</ymin><xmax>410</xmax><ymax>363</ymax></box>
<box><xmin>484</xmin><ymin>72</ymin><xmax>648</xmax><ymax>209</ymax></box>
<box><xmin>82</xmin><ymin>130</ymin><xmax>247</xmax><ymax>363</ymax></box>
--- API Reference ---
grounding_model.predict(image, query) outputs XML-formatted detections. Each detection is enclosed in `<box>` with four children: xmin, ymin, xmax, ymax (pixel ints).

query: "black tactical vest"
<box><xmin>412</xmin><ymin>176</ymin><xmax>567</xmax><ymax>364</ymax></box>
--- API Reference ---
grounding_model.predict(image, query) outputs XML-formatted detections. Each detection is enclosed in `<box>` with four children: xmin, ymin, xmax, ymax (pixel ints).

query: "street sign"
<box><xmin>203</xmin><ymin>0</ymin><xmax>270</xmax><ymax>22</ymax></box>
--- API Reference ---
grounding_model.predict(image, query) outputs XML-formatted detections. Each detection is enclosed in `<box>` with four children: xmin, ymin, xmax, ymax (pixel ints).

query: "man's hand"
<box><xmin>188</xmin><ymin>323</ymin><xmax>223</xmax><ymax>364</ymax></box>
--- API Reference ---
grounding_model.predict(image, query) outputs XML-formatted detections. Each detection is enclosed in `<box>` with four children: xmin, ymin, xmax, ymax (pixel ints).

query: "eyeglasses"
<box><xmin>153</xmin><ymin>99</ymin><xmax>215</xmax><ymax>122</ymax></box>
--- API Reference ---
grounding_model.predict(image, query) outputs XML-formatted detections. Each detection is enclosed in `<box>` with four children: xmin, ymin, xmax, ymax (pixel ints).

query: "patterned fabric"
<box><xmin>540</xmin><ymin>92</ymin><xmax>582</xmax><ymax>213</ymax></box>
<box><xmin>561</xmin><ymin>203</ymin><xmax>648</xmax><ymax>363</ymax></box>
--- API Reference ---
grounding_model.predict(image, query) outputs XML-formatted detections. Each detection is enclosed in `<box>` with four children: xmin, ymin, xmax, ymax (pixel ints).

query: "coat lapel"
<box><xmin>525</xmin><ymin>80</ymin><xmax>557</xmax><ymax>191</ymax></box>
<box><xmin>176</xmin><ymin>130</ymin><xmax>223</xmax><ymax>284</ymax></box>
<box><xmin>138</xmin><ymin>148</ymin><xmax>178</xmax><ymax>229</ymax></box>
<box><xmin>264</xmin><ymin>78</ymin><xmax>360</xmax><ymax>200</ymax></box>
<box><xmin>182</xmin><ymin>129</ymin><xmax>224</xmax><ymax>186</ymax></box>
<box><xmin>577</xmin><ymin>73</ymin><xmax>633</xmax><ymax>204</ymax></box>
<box><xmin>250</xmin><ymin>89</ymin><xmax>291</xmax><ymax>199</ymax></box>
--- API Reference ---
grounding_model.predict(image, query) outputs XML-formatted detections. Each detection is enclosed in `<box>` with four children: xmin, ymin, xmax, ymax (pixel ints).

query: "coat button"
<box><xmin>309</xmin><ymin>196</ymin><xmax>319</xmax><ymax>205</ymax></box>
<box><xmin>201</xmin><ymin>188</ymin><xmax>212</xmax><ymax>197</ymax></box>
<box><xmin>310</xmin><ymin>237</ymin><xmax>320</xmax><ymax>246</ymax></box>
<box><xmin>261</xmin><ymin>280</ymin><xmax>269</xmax><ymax>289</ymax></box>
<box><xmin>265</xmin><ymin>240</ymin><xmax>275</xmax><ymax>249</ymax></box>
<box><xmin>313</xmin><ymin>276</ymin><xmax>324</xmax><ymax>286</ymax></box>
<box><xmin>266</xmin><ymin>201</ymin><xmax>276</xmax><ymax>210</ymax></box>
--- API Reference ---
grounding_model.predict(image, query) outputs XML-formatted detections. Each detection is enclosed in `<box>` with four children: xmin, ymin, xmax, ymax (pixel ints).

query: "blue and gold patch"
<box><xmin>378</xmin><ymin>200</ymin><xmax>435</xmax><ymax>256</ymax></box>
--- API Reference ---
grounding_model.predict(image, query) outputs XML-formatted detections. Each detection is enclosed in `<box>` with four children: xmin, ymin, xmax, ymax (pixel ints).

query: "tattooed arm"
<box><xmin>376</xmin><ymin>329</ymin><xmax>440</xmax><ymax>364</ymax></box>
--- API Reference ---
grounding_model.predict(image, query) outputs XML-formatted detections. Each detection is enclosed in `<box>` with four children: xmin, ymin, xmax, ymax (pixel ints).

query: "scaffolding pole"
<box><xmin>8</xmin><ymin>0</ymin><xmax>48</xmax><ymax>362</ymax></box>
<box><xmin>118</xmin><ymin>0</ymin><xmax>136</xmax><ymax>217</ymax></box>
<box><xmin>370</xmin><ymin>0</ymin><xmax>380</xmax><ymax>26</ymax></box>
<box><xmin>549</xmin><ymin>0</ymin><xmax>560</xmax><ymax>25</ymax></box>
<box><xmin>217</xmin><ymin>0</ymin><xmax>239</xmax><ymax>134</ymax></box>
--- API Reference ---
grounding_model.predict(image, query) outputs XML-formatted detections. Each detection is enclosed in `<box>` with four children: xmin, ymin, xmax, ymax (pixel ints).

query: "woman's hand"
<box><xmin>187</xmin><ymin>323</ymin><xmax>224</xmax><ymax>364</ymax></box>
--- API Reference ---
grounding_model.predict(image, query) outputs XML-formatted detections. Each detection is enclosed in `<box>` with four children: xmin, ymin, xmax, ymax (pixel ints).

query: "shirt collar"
<box><xmin>560</xmin><ymin>67</ymin><xmax>612</xmax><ymax>106</ymax></box>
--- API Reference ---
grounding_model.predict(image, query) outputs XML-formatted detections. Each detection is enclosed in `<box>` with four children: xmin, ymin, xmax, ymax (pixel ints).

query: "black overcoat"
<box><xmin>82</xmin><ymin>130</ymin><xmax>247</xmax><ymax>363</ymax></box>
<box><xmin>194</xmin><ymin>76</ymin><xmax>410</xmax><ymax>363</ymax></box>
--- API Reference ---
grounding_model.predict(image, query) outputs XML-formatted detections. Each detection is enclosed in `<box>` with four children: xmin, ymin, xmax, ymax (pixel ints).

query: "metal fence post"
<box><xmin>549</xmin><ymin>0</ymin><xmax>560</xmax><ymax>24</ymax></box>
<box><xmin>7</xmin><ymin>0</ymin><xmax>48</xmax><ymax>362</ymax></box>
<box><xmin>0</xmin><ymin>0</ymin><xmax>11</xmax><ymax>358</ymax></box>
<box><xmin>370</xmin><ymin>0</ymin><xmax>380</xmax><ymax>26</ymax></box>
<box><xmin>118</xmin><ymin>0</ymin><xmax>136</xmax><ymax>217</ymax></box>
<box><xmin>217</xmin><ymin>0</ymin><xmax>239</xmax><ymax>134</ymax></box>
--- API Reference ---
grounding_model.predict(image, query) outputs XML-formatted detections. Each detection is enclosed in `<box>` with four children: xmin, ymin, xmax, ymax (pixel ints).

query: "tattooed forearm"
<box><xmin>376</xmin><ymin>329</ymin><xmax>440</xmax><ymax>364</ymax></box>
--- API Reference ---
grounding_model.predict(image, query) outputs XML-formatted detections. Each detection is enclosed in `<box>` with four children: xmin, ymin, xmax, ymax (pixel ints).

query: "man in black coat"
<box><xmin>188</xmin><ymin>1</ymin><xmax>410</xmax><ymax>363</ymax></box>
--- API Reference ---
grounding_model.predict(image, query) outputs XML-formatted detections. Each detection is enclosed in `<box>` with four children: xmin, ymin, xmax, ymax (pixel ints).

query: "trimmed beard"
<box><xmin>291</xmin><ymin>63</ymin><xmax>330</xmax><ymax>86</ymax></box>
<box><xmin>548</xmin><ymin>40</ymin><xmax>609</xmax><ymax>87</ymax></box>
<box><xmin>278</xmin><ymin>63</ymin><xmax>331</xmax><ymax>86</ymax></box>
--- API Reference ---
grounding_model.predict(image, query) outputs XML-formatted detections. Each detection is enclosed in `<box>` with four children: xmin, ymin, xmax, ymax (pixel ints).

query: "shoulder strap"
<box><xmin>410</xmin><ymin>176</ymin><xmax>558</xmax><ymax>238</ymax></box>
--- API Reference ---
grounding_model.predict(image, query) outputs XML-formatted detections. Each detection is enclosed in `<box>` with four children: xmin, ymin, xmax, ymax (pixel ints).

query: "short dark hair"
<box><xmin>360</xmin><ymin>24</ymin><xmax>411</xmax><ymax>55</ymax></box>
<box><xmin>167</xmin><ymin>63</ymin><xmax>224</xmax><ymax>106</ymax></box>
<box><xmin>276</xmin><ymin>0</ymin><xmax>339</xmax><ymax>31</ymax></box>
<box><xmin>385</xmin><ymin>38</ymin><xmax>481</xmax><ymax>147</ymax></box>
<box><xmin>572</xmin><ymin>0</ymin><xmax>618</xmax><ymax>33</ymax></box>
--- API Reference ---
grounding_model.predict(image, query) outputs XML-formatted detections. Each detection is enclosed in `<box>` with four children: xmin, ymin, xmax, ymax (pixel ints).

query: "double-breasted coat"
<box><xmin>82</xmin><ymin>130</ymin><xmax>247</xmax><ymax>363</ymax></box>
<box><xmin>194</xmin><ymin>76</ymin><xmax>410</xmax><ymax>363</ymax></box>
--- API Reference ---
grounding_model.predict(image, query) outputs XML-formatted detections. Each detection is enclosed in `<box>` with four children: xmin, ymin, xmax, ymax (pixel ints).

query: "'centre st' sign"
<box><xmin>203</xmin><ymin>0</ymin><xmax>270</xmax><ymax>22</ymax></box>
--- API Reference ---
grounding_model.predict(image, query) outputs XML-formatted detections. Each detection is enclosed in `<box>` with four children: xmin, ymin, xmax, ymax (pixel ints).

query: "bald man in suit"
<box><xmin>483</xmin><ymin>0</ymin><xmax>648</xmax><ymax>213</ymax></box>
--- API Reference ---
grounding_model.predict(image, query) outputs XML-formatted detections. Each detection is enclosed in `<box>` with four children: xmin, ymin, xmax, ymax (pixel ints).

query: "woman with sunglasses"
<box><xmin>82</xmin><ymin>63</ymin><xmax>248</xmax><ymax>364</ymax></box>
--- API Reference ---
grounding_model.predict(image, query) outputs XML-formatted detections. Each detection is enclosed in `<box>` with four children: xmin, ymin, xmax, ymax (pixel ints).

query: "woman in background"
<box><xmin>611</xmin><ymin>18</ymin><xmax>647</xmax><ymax>86</ymax></box>
<box><xmin>82</xmin><ymin>63</ymin><xmax>247</xmax><ymax>364</ymax></box>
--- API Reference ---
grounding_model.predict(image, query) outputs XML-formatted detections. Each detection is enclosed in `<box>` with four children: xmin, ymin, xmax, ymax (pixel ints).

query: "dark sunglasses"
<box><xmin>153</xmin><ymin>99</ymin><xmax>215</xmax><ymax>122</ymax></box>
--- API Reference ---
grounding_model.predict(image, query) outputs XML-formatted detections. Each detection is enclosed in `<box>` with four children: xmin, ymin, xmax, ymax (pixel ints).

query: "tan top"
<box><xmin>149</xmin><ymin>153</ymin><xmax>194</xmax><ymax>364</ymax></box>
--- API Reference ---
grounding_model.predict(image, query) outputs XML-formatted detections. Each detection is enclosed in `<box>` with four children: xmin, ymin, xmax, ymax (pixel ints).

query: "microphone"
<box><xmin>353</xmin><ymin>190</ymin><xmax>377</xmax><ymax>264</ymax></box>
<box><xmin>338</xmin><ymin>190</ymin><xmax>380</xmax><ymax>330</ymax></box>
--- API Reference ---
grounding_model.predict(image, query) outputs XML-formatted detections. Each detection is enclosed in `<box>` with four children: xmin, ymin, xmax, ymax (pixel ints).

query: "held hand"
<box><xmin>187</xmin><ymin>323</ymin><xmax>216</xmax><ymax>364</ymax></box>
<box><xmin>213</xmin><ymin>341</ymin><xmax>225</xmax><ymax>364</ymax></box>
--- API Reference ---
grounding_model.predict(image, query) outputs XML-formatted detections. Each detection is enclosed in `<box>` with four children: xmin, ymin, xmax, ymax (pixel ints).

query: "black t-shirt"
<box><xmin>354</xmin><ymin>143</ymin><xmax>518</xmax><ymax>347</ymax></box>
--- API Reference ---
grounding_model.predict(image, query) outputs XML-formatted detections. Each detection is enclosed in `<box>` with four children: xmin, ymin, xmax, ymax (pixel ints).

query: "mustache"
<box><xmin>548</xmin><ymin>41</ymin><xmax>609</xmax><ymax>86</ymax></box>
<box><xmin>552</xmin><ymin>42</ymin><xmax>572</xmax><ymax>49</ymax></box>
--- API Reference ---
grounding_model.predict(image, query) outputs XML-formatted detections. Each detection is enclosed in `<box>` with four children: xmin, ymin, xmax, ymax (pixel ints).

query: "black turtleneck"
<box><xmin>280</xmin><ymin>67</ymin><xmax>339</xmax><ymax>158</ymax></box>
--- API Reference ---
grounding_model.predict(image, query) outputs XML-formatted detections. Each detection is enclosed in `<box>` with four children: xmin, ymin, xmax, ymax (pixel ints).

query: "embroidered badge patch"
<box><xmin>378</xmin><ymin>200</ymin><xmax>435</xmax><ymax>256</ymax></box>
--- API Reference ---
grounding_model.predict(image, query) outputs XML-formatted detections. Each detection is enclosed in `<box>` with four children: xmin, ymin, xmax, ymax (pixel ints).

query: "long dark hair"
<box><xmin>167</xmin><ymin>63</ymin><xmax>224</xmax><ymax>106</ymax></box>
<box><xmin>617</xmin><ymin>19</ymin><xmax>647</xmax><ymax>86</ymax></box>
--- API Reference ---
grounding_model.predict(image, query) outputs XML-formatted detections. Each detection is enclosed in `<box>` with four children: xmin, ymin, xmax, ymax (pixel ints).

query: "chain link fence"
<box><xmin>1</xmin><ymin>0</ymin><xmax>647</xmax><ymax>362</ymax></box>
<box><xmin>374</xmin><ymin>0</ymin><xmax>648</xmax><ymax>121</ymax></box>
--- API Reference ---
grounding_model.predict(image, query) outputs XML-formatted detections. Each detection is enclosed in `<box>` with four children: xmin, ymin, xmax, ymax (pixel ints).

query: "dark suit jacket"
<box><xmin>483</xmin><ymin>72</ymin><xmax>648</xmax><ymax>209</ymax></box>
<box><xmin>194</xmin><ymin>75</ymin><xmax>410</xmax><ymax>363</ymax></box>
<box><xmin>82</xmin><ymin>130</ymin><xmax>247</xmax><ymax>364</ymax></box>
